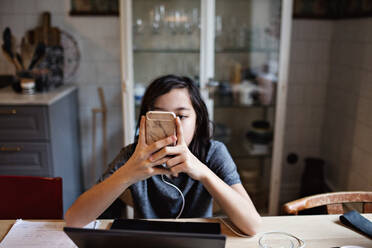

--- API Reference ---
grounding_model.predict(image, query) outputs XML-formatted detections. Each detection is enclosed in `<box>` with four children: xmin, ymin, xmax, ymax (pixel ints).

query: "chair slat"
<box><xmin>363</xmin><ymin>202</ymin><xmax>372</xmax><ymax>213</ymax></box>
<box><xmin>327</xmin><ymin>204</ymin><xmax>343</xmax><ymax>214</ymax></box>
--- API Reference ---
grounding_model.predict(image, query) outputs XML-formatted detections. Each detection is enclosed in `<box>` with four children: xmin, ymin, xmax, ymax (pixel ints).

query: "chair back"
<box><xmin>0</xmin><ymin>175</ymin><xmax>63</xmax><ymax>219</ymax></box>
<box><xmin>283</xmin><ymin>191</ymin><xmax>372</xmax><ymax>215</ymax></box>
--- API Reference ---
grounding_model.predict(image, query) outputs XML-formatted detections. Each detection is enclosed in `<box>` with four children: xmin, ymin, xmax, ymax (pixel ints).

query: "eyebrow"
<box><xmin>153</xmin><ymin>107</ymin><xmax>191</xmax><ymax>111</ymax></box>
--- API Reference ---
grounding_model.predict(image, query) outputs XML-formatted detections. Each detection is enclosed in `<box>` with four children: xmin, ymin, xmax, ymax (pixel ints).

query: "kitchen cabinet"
<box><xmin>0</xmin><ymin>85</ymin><xmax>82</xmax><ymax>213</ymax></box>
<box><xmin>119</xmin><ymin>0</ymin><xmax>293</xmax><ymax>215</ymax></box>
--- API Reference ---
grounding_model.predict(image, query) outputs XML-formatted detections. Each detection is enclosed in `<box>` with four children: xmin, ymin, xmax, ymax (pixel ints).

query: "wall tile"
<box><xmin>1</xmin><ymin>14</ymin><xmax>26</xmax><ymax>40</ymax></box>
<box><xmin>36</xmin><ymin>0</ymin><xmax>68</xmax><ymax>15</ymax></box>
<box><xmin>0</xmin><ymin>1</ymin><xmax>15</xmax><ymax>13</ymax></box>
<box><xmin>317</xmin><ymin>20</ymin><xmax>333</xmax><ymax>42</ymax></box>
<box><xmin>365</xmin><ymin>19</ymin><xmax>372</xmax><ymax>43</ymax></box>
<box><xmin>95</xmin><ymin>61</ymin><xmax>121</xmax><ymax>85</ymax></box>
<box><xmin>359</xmin><ymin>71</ymin><xmax>372</xmax><ymax>98</ymax></box>
<box><xmin>362</xmin><ymin>44</ymin><xmax>372</xmax><ymax>70</ymax></box>
<box><xmin>356</xmin><ymin>96</ymin><xmax>370</xmax><ymax>124</ymax></box>
<box><xmin>23</xmin><ymin>14</ymin><xmax>40</xmax><ymax>32</ymax></box>
<box><xmin>72</xmin><ymin>61</ymin><xmax>98</xmax><ymax>85</ymax></box>
<box><xmin>287</xmin><ymin>84</ymin><xmax>304</xmax><ymax>106</ymax></box>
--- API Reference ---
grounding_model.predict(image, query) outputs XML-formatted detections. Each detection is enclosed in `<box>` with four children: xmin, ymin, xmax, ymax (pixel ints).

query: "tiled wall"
<box><xmin>0</xmin><ymin>0</ymin><xmax>123</xmax><ymax>189</ymax></box>
<box><xmin>280</xmin><ymin>20</ymin><xmax>332</xmax><ymax>204</ymax></box>
<box><xmin>282</xmin><ymin>18</ymin><xmax>372</xmax><ymax>204</ymax></box>
<box><xmin>322</xmin><ymin>18</ymin><xmax>372</xmax><ymax>192</ymax></box>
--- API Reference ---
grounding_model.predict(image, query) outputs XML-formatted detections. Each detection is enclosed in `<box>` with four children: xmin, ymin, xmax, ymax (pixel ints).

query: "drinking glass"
<box><xmin>149</xmin><ymin>5</ymin><xmax>165</xmax><ymax>34</ymax></box>
<box><xmin>259</xmin><ymin>232</ymin><xmax>305</xmax><ymax>248</ymax></box>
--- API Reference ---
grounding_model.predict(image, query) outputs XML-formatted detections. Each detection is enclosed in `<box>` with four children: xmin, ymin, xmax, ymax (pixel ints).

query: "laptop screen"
<box><xmin>110</xmin><ymin>219</ymin><xmax>221</xmax><ymax>234</ymax></box>
<box><xmin>63</xmin><ymin>221</ymin><xmax>226</xmax><ymax>248</ymax></box>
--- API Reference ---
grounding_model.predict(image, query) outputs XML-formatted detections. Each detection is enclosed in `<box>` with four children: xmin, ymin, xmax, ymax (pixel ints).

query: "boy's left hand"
<box><xmin>149</xmin><ymin>117</ymin><xmax>209</xmax><ymax>181</ymax></box>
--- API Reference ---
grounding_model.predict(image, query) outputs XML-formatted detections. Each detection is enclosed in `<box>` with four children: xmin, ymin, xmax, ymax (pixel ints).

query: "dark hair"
<box><xmin>135</xmin><ymin>75</ymin><xmax>211</xmax><ymax>163</ymax></box>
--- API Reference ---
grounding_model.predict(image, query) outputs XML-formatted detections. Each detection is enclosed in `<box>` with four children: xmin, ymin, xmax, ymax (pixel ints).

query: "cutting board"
<box><xmin>25</xmin><ymin>11</ymin><xmax>64</xmax><ymax>90</ymax></box>
<box><xmin>27</xmin><ymin>12</ymin><xmax>61</xmax><ymax>47</ymax></box>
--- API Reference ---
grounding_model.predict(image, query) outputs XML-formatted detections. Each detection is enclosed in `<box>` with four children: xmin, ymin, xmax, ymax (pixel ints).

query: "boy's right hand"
<box><xmin>120</xmin><ymin>116</ymin><xmax>175</xmax><ymax>185</ymax></box>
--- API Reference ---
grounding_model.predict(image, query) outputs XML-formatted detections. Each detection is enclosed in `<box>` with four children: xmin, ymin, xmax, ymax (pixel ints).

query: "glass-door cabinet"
<box><xmin>119</xmin><ymin>0</ymin><xmax>293</xmax><ymax>215</ymax></box>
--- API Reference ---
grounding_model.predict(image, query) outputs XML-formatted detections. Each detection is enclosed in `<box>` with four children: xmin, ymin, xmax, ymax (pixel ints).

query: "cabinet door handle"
<box><xmin>0</xmin><ymin>146</ymin><xmax>22</xmax><ymax>152</ymax></box>
<box><xmin>0</xmin><ymin>109</ymin><xmax>17</xmax><ymax>115</ymax></box>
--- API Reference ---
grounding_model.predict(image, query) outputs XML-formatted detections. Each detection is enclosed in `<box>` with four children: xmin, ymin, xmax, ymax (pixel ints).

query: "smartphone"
<box><xmin>145</xmin><ymin>111</ymin><xmax>176</xmax><ymax>145</ymax></box>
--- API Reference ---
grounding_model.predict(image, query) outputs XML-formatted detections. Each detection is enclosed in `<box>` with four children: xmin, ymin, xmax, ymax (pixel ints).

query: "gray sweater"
<box><xmin>99</xmin><ymin>140</ymin><xmax>241</xmax><ymax>218</ymax></box>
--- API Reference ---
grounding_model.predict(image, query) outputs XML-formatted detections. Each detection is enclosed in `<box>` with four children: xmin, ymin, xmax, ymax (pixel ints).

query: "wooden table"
<box><xmin>1</xmin><ymin>214</ymin><xmax>371</xmax><ymax>247</ymax></box>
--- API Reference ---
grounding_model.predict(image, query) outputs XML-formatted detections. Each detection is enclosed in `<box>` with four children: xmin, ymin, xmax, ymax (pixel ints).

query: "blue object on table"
<box><xmin>340</xmin><ymin>210</ymin><xmax>372</xmax><ymax>238</ymax></box>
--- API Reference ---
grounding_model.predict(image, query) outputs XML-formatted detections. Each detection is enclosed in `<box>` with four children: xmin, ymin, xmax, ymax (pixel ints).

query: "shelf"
<box><xmin>134</xmin><ymin>49</ymin><xmax>199</xmax><ymax>54</ymax></box>
<box><xmin>216</xmin><ymin>48</ymin><xmax>278</xmax><ymax>53</ymax></box>
<box><xmin>214</xmin><ymin>103</ymin><xmax>274</xmax><ymax>109</ymax></box>
<box><xmin>133</xmin><ymin>48</ymin><xmax>277</xmax><ymax>54</ymax></box>
<box><xmin>215</xmin><ymin>135</ymin><xmax>272</xmax><ymax>159</ymax></box>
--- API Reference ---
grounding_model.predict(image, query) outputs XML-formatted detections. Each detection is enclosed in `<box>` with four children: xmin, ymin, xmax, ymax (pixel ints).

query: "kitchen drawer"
<box><xmin>0</xmin><ymin>142</ymin><xmax>51</xmax><ymax>176</ymax></box>
<box><xmin>0</xmin><ymin>106</ymin><xmax>49</xmax><ymax>141</ymax></box>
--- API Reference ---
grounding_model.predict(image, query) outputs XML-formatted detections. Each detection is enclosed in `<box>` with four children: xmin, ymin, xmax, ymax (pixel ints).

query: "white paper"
<box><xmin>0</xmin><ymin>219</ymin><xmax>101</xmax><ymax>248</ymax></box>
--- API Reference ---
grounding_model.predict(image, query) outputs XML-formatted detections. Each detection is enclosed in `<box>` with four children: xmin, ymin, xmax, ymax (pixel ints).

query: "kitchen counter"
<box><xmin>0</xmin><ymin>84</ymin><xmax>77</xmax><ymax>105</ymax></box>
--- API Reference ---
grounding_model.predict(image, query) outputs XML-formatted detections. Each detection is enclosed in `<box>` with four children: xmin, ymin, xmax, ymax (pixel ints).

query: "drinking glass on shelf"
<box><xmin>174</xmin><ymin>10</ymin><xmax>183</xmax><ymax>34</ymax></box>
<box><xmin>167</xmin><ymin>9</ymin><xmax>178</xmax><ymax>35</ymax></box>
<box><xmin>149</xmin><ymin>5</ymin><xmax>165</xmax><ymax>34</ymax></box>
<box><xmin>191</xmin><ymin>8</ymin><xmax>199</xmax><ymax>33</ymax></box>
<box><xmin>226</xmin><ymin>16</ymin><xmax>238</xmax><ymax>49</ymax></box>
<box><xmin>215</xmin><ymin>15</ymin><xmax>223</xmax><ymax>51</ymax></box>
<box><xmin>184</xmin><ymin>10</ymin><xmax>193</xmax><ymax>35</ymax></box>
<box><xmin>133</xmin><ymin>18</ymin><xmax>145</xmax><ymax>35</ymax></box>
<box><xmin>236</xmin><ymin>24</ymin><xmax>247</xmax><ymax>49</ymax></box>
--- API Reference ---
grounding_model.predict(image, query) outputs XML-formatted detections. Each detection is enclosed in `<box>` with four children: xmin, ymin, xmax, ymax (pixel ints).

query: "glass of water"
<box><xmin>258</xmin><ymin>232</ymin><xmax>305</xmax><ymax>248</ymax></box>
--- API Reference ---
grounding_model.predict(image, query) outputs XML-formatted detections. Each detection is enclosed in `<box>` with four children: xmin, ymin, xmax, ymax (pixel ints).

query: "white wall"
<box><xmin>282</xmin><ymin>18</ymin><xmax>372</xmax><ymax>205</ymax></box>
<box><xmin>322</xmin><ymin>18</ymin><xmax>372</xmax><ymax>192</ymax></box>
<box><xmin>0</xmin><ymin>0</ymin><xmax>123</xmax><ymax>189</ymax></box>
<box><xmin>281</xmin><ymin>19</ymin><xmax>332</xmax><ymax>204</ymax></box>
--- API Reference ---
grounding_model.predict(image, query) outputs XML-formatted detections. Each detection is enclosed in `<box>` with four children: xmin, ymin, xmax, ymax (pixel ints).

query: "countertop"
<box><xmin>0</xmin><ymin>84</ymin><xmax>77</xmax><ymax>105</ymax></box>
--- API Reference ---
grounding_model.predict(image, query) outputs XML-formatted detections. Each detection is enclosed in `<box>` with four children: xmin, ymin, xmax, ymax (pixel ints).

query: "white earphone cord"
<box><xmin>161</xmin><ymin>174</ymin><xmax>185</xmax><ymax>219</ymax></box>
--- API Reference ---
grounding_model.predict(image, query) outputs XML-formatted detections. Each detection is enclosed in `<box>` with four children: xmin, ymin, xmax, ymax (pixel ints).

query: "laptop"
<box><xmin>64</xmin><ymin>219</ymin><xmax>226</xmax><ymax>248</ymax></box>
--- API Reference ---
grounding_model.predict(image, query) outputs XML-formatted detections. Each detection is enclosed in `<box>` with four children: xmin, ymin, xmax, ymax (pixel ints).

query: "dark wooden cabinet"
<box><xmin>0</xmin><ymin>87</ymin><xmax>82</xmax><ymax>213</ymax></box>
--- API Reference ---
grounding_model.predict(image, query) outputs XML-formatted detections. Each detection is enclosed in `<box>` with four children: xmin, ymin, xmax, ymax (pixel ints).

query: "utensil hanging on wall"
<box><xmin>28</xmin><ymin>42</ymin><xmax>46</xmax><ymax>70</ymax></box>
<box><xmin>2</xmin><ymin>27</ymin><xmax>23</xmax><ymax>71</ymax></box>
<box><xmin>21</xmin><ymin>36</ymin><xmax>35</xmax><ymax>70</ymax></box>
<box><xmin>92</xmin><ymin>87</ymin><xmax>108</xmax><ymax>183</ymax></box>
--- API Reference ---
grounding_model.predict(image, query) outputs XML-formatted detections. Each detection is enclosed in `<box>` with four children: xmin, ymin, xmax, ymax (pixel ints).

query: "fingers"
<box><xmin>166</xmin><ymin>155</ymin><xmax>185</xmax><ymax>168</ymax></box>
<box><xmin>151</xmin><ymin>167</ymin><xmax>172</xmax><ymax>176</ymax></box>
<box><xmin>138</xmin><ymin>116</ymin><xmax>146</xmax><ymax>145</ymax></box>
<box><xmin>147</xmin><ymin>135</ymin><xmax>177</xmax><ymax>154</ymax></box>
<box><xmin>175</xmin><ymin>117</ymin><xmax>185</xmax><ymax>145</ymax></box>
<box><xmin>169</xmin><ymin>164</ymin><xmax>184</xmax><ymax>177</ymax></box>
<box><xmin>150</xmin><ymin>145</ymin><xmax>184</xmax><ymax>163</ymax></box>
<box><xmin>149</xmin><ymin>157</ymin><xmax>169</xmax><ymax>168</ymax></box>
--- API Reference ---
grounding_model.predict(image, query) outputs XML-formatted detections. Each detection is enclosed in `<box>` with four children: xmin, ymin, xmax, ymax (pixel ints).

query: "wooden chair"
<box><xmin>0</xmin><ymin>175</ymin><xmax>63</xmax><ymax>219</ymax></box>
<box><xmin>283</xmin><ymin>191</ymin><xmax>372</xmax><ymax>215</ymax></box>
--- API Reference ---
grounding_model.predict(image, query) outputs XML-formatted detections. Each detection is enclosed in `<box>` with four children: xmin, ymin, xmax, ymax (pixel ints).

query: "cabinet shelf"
<box><xmin>216</xmin><ymin>135</ymin><xmax>272</xmax><ymax>159</ymax></box>
<box><xmin>214</xmin><ymin>103</ymin><xmax>274</xmax><ymax>109</ymax></box>
<box><xmin>133</xmin><ymin>48</ymin><xmax>277</xmax><ymax>54</ymax></box>
<box><xmin>216</xmin><ymin>48</ymin><xmax>278</xmax><ymax>53</ymax></box>
<box><xmin>134</xmin><ymin>49</ymin><xmax>200</xmax><ymax>54</ymax></box>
